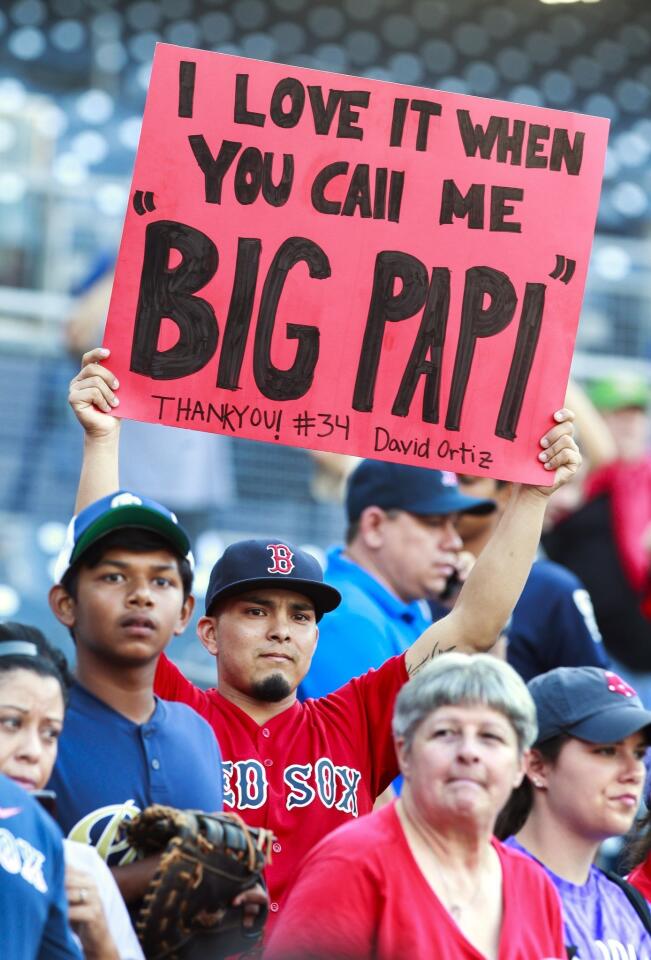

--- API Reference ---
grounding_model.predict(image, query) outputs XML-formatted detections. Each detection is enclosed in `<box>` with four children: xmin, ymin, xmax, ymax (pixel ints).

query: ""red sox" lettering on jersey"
<box><xmin>222</xmin><ymin>759</ymin><xmax>362</xmax><ymax>816</ymax></box>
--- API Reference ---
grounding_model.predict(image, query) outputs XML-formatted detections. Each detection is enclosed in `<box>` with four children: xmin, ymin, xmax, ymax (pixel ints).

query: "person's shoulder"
<box><xmin>593</xmin><ymin>865</ymin><xmax>639</xmax><ymax>899</ymax></box>
<box><xmin>158</xmin><ymin>696</ymin><xmax>220</xmax><ymax>738</ymax></box>
<box><xmin>309</xmin><ymin>653</ymin><xmax>408</xmax><ymax>705</ymax></box>
<box><xmin>61</xmin><ymin>682</ymin><xmax>117</xmax><ymax>724</ymax></box>
<box><xmin>63</xmin><ymin>681</ymin><xmax>95</xmax><ymax>715</ymax></box>
<box><xmin>321</xmin><ymin>580</ymin><xmax>389</xmax><ymax>629</ymax></box>
<box><xmin>528</xmin><ymin>558</ymin><xmax>584</xmax><ymax>591</ymax></box>
<box><xmin>324</xmin><ymin>552</ymin><xmax>391</xmax><ymax>615</ymax></box>
<box><xmin>495</xmin><ymin>837</ymin><xmax>550</xmax><ymax>883</ymax></box>
<box><xmin>495</xmin><ymin>837</ymin><xmax>531</xmax><ymax>863</ymax></box>
<box><xmin>307</xmin><ymin>802</ymin><xmax>400</xmax><ymax>861</ymax></box>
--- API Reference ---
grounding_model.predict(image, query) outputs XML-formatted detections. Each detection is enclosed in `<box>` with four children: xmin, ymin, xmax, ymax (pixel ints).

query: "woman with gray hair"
<box><xmin>266</xmin><ymin>653</ymin><xmax>565</xmax><ymax>960</ymax></box>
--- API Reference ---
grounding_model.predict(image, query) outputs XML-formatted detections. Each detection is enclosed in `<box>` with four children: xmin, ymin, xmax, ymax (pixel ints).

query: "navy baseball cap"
<box><xmin>529</xmin><ymin>667</ymin><xmax>651</xmax><ymax>745</ymax></box>
<box><xmin>345</xmin><ymin>461</ymin><xmax>496</xmax><ymax>522</ymax></box>
<box><xmin>204</xmin><ymin>539</ymin><xmax>341</xmax><ymax>621</ymax></box>
<box><xmin>53</xmin><ymin>490</ymin><xmax>194</xmax><ymax>583</ymax></box>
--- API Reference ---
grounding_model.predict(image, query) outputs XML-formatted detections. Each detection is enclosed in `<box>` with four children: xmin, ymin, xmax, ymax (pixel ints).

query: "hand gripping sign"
<box><xmin>102</xmin><ymin>44</ymin><xmax>608</xmax><ymax>483</ymax></box>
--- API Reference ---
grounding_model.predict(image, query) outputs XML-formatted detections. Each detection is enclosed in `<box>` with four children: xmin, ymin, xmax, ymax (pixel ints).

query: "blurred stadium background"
<box><xmin>0</xmin><ymin>0</ymin><xmax>649</xmax><ymax>681</ymax></box>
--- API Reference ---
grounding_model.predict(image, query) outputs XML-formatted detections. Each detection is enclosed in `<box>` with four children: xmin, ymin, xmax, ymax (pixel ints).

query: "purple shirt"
<box><xmin>506</xmin><ymin>837</ymin><xmax>651</xmax><ymax>959</ymax></box>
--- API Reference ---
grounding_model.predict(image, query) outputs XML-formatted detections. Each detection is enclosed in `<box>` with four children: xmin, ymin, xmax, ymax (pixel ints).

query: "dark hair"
<box><xmin>494</xmin><ymin>734</ymin><xmax>569</xmax><ymax>840</ymax></box>
<box><xmin>623</xmin><ymin>810</ymin><xmax>651</xmax><ymax>873</ymax></box>
<box><xmin>0</xmin><ymin>622</ymin><xmax>72</xmax><ymax>706</ymax></box>
<box><xmin>61</xmin><ymin>527</ymin><xmax>193</xmax><ymax>601</ymax></box>
<box><xmin>344</xmin><ymin>519</ymin><xmax>360</xmax><ymax>545</ymax></box>
<box><xmin>345</xmin><ymin>508</ymin><xmax>402</xmax><ymax>545</ymax></box>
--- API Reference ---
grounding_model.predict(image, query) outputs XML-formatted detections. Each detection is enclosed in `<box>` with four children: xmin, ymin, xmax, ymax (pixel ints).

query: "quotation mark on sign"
<box><xmin>133</xmin><ymin>190</ymin><xmax>156</xmax><ymax>215</ymax></box>
<box><xmin>548</xmin><ymin>255</ymin><xmax>576</xmax><ymax>285</ymax></box>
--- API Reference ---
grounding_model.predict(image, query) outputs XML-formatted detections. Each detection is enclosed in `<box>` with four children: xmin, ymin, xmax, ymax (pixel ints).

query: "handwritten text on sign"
<box><xmin>103</xmin><ymin>44</ymin><xmax>609</xmax><ymax>483</ymax></box>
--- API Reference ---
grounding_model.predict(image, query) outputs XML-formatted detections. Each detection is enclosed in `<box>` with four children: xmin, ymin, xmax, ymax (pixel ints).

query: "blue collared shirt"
<box><xmin>299</xmin><ymin>546</ymin><xmax>431</xmax><ymax>701</ymax></box>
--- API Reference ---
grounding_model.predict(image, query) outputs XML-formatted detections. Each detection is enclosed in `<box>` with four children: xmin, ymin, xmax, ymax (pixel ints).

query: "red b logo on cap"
<box><xmin>605</xmin><ymin>671</ymin><xmax>637</xmax><ymax>698</ymax></box>
<box><xmin>267</xmin><ymin>544</ymin><xmax>295</xmax><ymax>575</ymax></box>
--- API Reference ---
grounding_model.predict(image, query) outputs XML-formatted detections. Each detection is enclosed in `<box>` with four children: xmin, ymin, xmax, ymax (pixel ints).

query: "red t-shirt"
<box><xmin>154</xmin><ymin>653</ymin><xmax>406</xmax><ymax>922</ymax></box>
<box><xmin>265</xmin><ymin>802</ymin><xmax>567</xmax><ymax>960</ymax></box>
<box><xmin>628</xmin><ymin>858</ymin><xmax>651</xmax><ymax>902</ymax></box>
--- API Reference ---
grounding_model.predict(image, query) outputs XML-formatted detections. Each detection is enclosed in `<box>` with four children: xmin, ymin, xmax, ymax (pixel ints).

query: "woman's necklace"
<box><xmin>402</xmin><ymin>807</ymin><xmax>487</xmax><ymax>922</ymax></box>
<box><xmin>429</xmin><ymin>855</ymin><xmax>483</xmax><ymax>921</ymax></box>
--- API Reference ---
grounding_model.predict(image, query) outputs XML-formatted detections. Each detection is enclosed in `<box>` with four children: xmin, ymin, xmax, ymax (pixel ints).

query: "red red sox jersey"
<box><xmin>154</xmin><ymin>652</ymin><xmax>407</xmax><ymax>923</ymax></box>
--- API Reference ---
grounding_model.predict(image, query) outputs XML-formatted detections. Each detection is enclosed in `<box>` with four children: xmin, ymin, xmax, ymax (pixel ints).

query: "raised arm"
<box><xmin>405</xmin><ymin>411</ymin><xmax>581</xmax><ymax>674</ymax></box>
<box><xmin>68</xmin><ymin>348</ymin><xmax>121</xmax><ymax>510</ymax></box>
<box><xmin>70</xmin><ymin>350</ymin><xmax>581</xmax><ymax>675</ymax></box>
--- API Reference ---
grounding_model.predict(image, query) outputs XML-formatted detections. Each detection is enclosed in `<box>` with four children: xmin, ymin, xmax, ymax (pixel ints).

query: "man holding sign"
<box><xmin>100</xmin><ymin>44</ymin><xmax>607</xmax><ymax>486</ymax></box>
<box><xmin>62</xmin><ymin>40</ymin><xmax>605</xmax><ymax>928</ymax></box>
<box><xmin>65</xmin><ymin>346</ymin><xmax>580</xmax><ymax>925</ymax></box>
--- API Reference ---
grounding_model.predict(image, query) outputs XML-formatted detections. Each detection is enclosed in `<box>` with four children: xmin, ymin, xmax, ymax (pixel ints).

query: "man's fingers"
<box><xmin>233</xmin><ymin>882</ymin><xmax>268</xmax><ymax>930</ymax></box>
<box><xmin>544</xmin><ymin>445</ymin><xmax>580</xmax><ymax>472</ymax></box>
<box><xmin>66</xmin><ymin>874</ymin><xmax>100</xmax><ymax>922</ymax></box>
<box><xmin>241</xmin><ymin>902</ymin><xmax>262</xmax><ymax>928</ymax></box>
<box><xmin>80</xmin><ymin>347</ymin><xmax>110</xmax><ymax>368</ymax></box>
<box><xmin>538</xmin><ymin>433</ymin><xmax>576</xmax><ymax>468</ymax></box>
<box><xmin>529</xmin><ymin>409</ymin><xmax>581</xmax><ymax>496</ymax></box>
<box><xmin>540</xmin><ymin>419</ymin><xmax>575</xmax><ymax>450</ymax></box>
<box><xmin>67</xmin><ymin>904</ymin><xmax>94</xmax><ymax>923</ymax></box>
<box><xmin>71</xmin><ymin>362</ymin><xmax>119</xmax><ymax>390</ymax></box>
<box><xmin>232</xmin><ymin>888</ymin><xmax>267</xmax><ymax>907</ymax></box>
<box><xmin>70</xmin><ymin>387</ymin><xmax>116</xmax><ymax>414</ymax></box>
<box><xmin>71</xmin><ymin>385</ymin><xmax>117</xmax><ymax>414</ymax></box>
<box><xmin>70</xmin><ymin>366</ymin><xmax>119</xmax><ymax>414</ymax></box>
<box><xmin>69</xmin><ymin>384</ymin><xmax>120</xmax><ymax>413</ymax></box>
<box><xmin>542</xmin><ymin>439</ymin><xmax>581</xmax><ymax>469</ymax></box>
<box><xmin>71</xmin><ymin>375</ymin><xmax>118</xmax><ymax>407</ymax></box>
<box><xmin>552</xmin><ymin>407</ymin><xmax>575</xmax><ymax>423</ymax></box>
<box><xmin>68</xmin><ymin>352</ymin><xmax>121</xmax><ymax>438</ymax></box>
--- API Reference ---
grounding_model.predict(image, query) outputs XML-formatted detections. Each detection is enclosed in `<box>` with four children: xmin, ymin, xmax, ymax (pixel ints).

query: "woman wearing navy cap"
<box><xmin>497</xmin><ymin>665</ymin><xmax>651</xmax><ymax>959</ymax></box>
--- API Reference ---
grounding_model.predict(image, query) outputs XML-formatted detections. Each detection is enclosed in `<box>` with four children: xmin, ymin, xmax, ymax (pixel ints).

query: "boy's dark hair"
<box><xmin>494</xmin><ymin>734</ymin><xmax>569</xmax><ymax>840</ymax></box>
<box><xmin>60</xmin><ymin>527</ymin><xmax>194</xmax><ymax>601</ymax></box>
<box><xmin>0</xmin><ymin>622</ymin><xmax>72</xmax><ymax>705</ymax></box>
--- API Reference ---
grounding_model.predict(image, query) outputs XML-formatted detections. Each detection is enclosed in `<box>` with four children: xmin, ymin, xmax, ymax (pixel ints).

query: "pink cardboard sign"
<box><xmin>103</xmin><ymin>43</ymin><xmax>609</xmax><ymax>483</ymax></box>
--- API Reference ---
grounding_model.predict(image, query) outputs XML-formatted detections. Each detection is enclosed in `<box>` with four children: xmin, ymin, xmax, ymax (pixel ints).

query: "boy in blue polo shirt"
<box><xmin>47</xmin><ymin>492</ymin><xmax>223</xmax><ymax>905</ymax></box>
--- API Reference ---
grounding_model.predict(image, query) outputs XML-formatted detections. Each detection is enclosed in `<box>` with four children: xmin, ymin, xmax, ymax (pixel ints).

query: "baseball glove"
<box><xmin>124</xmin><ymin>805</ymin><xmax>274</xmax><ymax>960</ymax></box>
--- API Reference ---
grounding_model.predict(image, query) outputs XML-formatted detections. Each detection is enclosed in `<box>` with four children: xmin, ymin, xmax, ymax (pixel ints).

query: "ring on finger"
<box><xmin>79</xmin><ymin>888</ymin><xmax>88</xmax><ymax>904</ymax></box>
